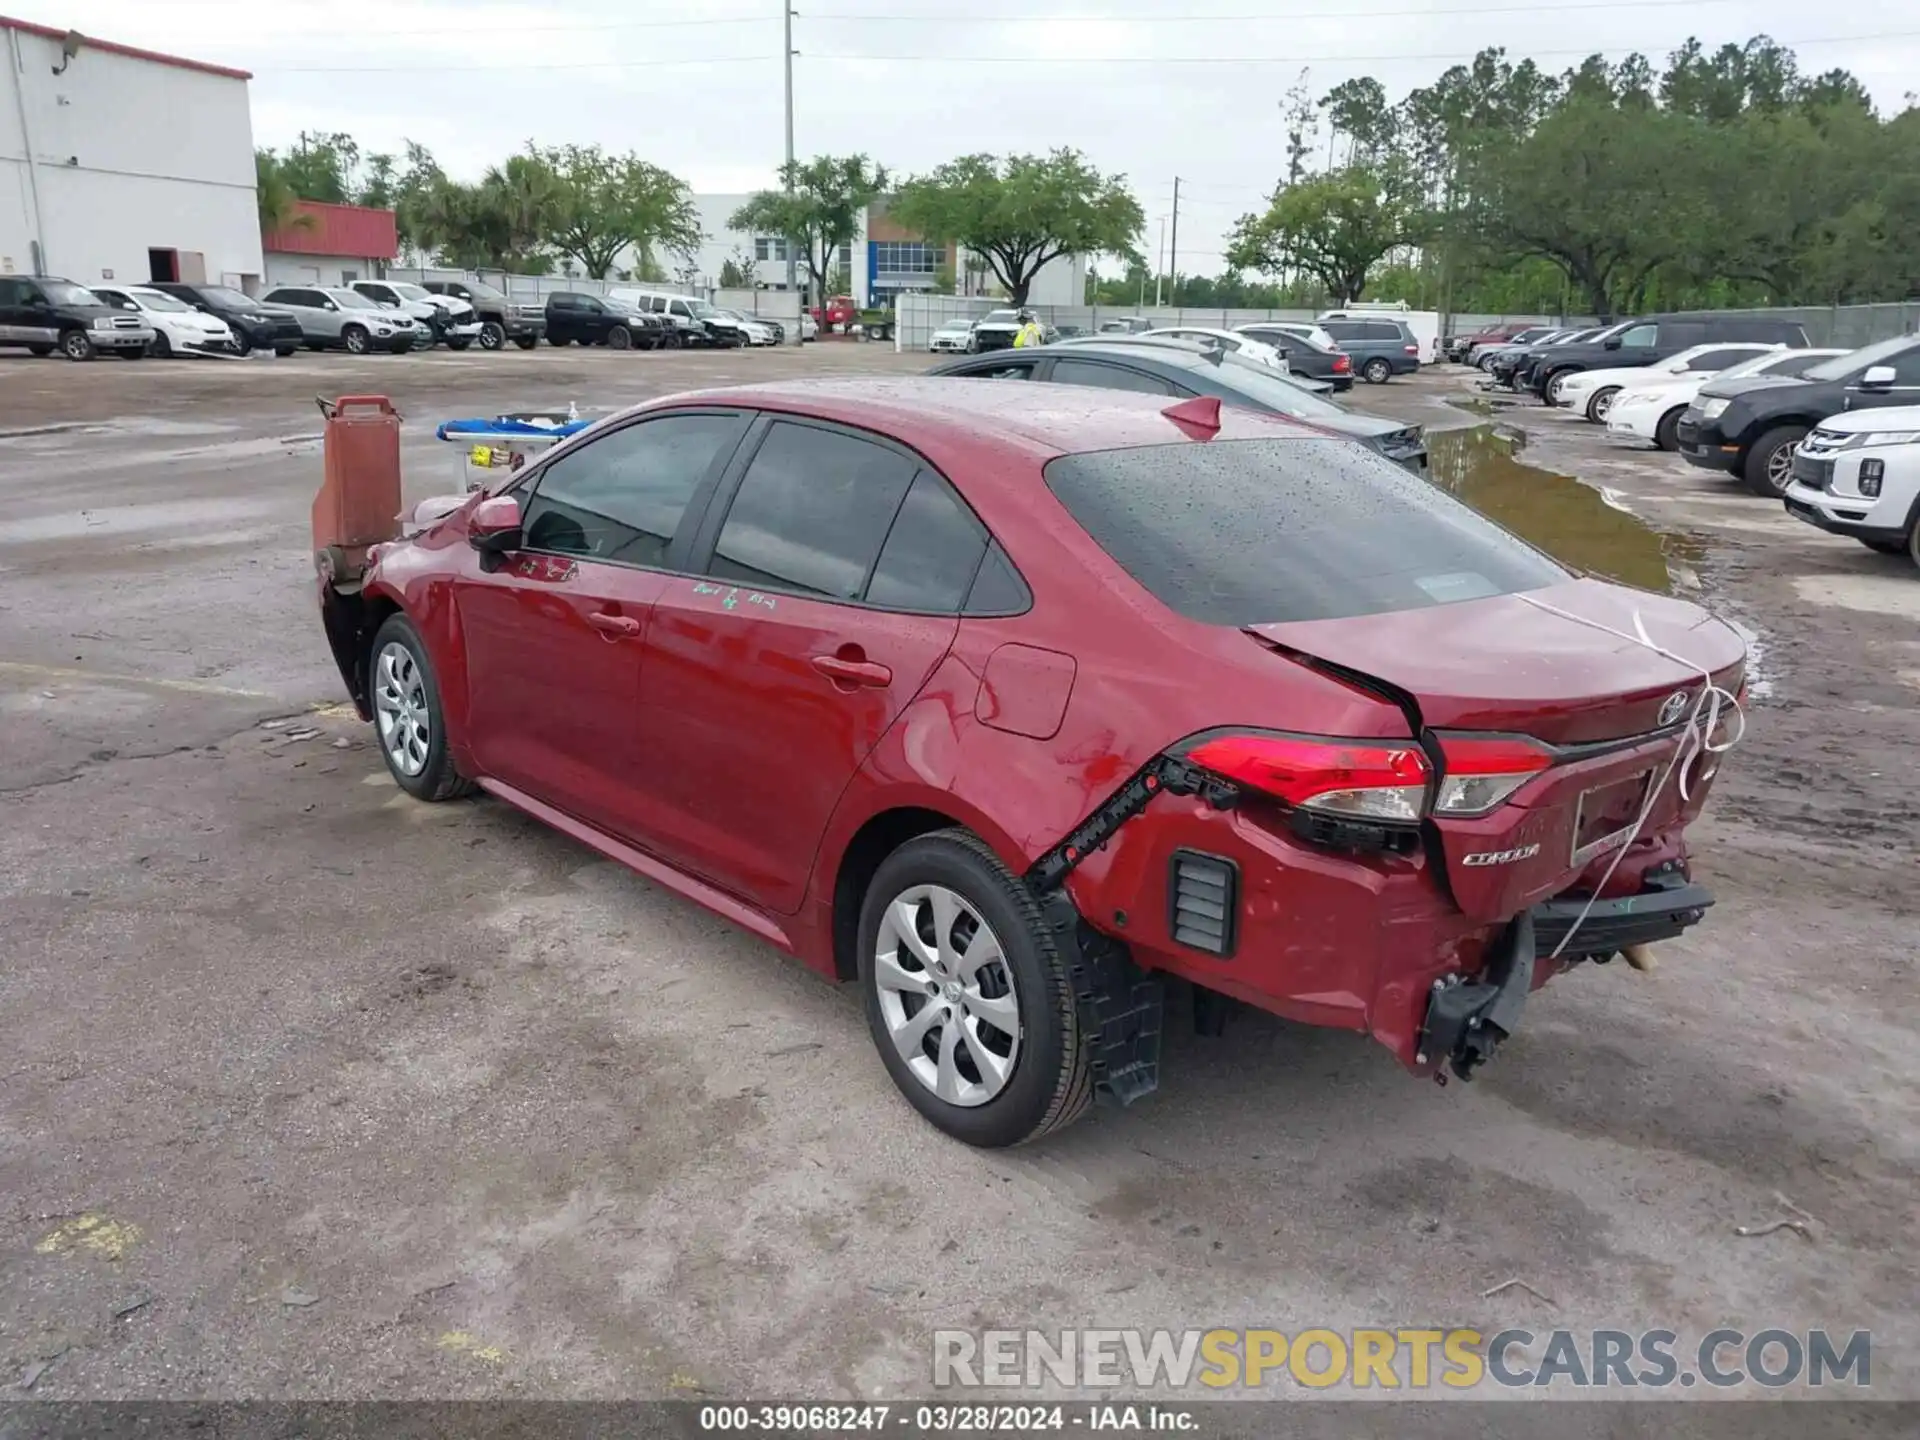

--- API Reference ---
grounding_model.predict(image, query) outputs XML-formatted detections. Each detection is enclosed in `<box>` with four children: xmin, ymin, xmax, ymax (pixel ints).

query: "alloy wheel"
<box><xmin>344</xmin><ymin>326</ymin><xmax>369</xmax><ymax>355</ymax></box>
<box><xmin>1765</xmin><ymin>440</ymin><xmax>1800</xmax><ymax>493</ymax></box>
<box><xmin>872</xmin><ymin>884</ymin><xmax>1021</xmax><ymax>1107</ymax></box>
<box><xmin>373</xmin><ymin>641</ymin><xmax>431</xmax><ymax>777</ymax></box>
<box><xmin>479</xmin><ymin>321</ymin><xmax>505</xmax><ymax>350</ymax></box>
<box><xmin>1592</xmin><ymin>388</ymin><xmax>1616</xmax><ymax>421</ymax></box>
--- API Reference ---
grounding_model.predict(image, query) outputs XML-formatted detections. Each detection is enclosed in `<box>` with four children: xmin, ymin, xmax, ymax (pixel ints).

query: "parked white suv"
<box><xmin>1783</xmin><ymin>404</ymin><xmax>1920</xmax><ymax>568</ymax></box>
<box><xmin>351</xmin><ymin>280</ymin><xmax>484</xmax><ymax>349</ymax></box>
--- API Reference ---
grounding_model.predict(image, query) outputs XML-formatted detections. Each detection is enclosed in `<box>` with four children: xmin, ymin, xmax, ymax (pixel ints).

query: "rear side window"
<box><xmin>1686</xmin><ymin>347</ymin><xmax>1761</xmax><ymax>371</ymax></box>
<box><xmin>708</xmin><ymin>423</ymin><xmax>918</xmax><ymax>599</ymax></box>
<box><xmin>866</xmin><ymin>470</ymin><xmax>989</xmax><ymax>612</ymax></box>
<box><xmin>1364</xmin><ymin>321</ymin><xmax>1401</xmax><ymax>340</ymax></box>
<box><xmin>1049</xmin><ymin>359</ymin><xmax>1178</xmax><ymax>396</ymax></box>
<box><xmin>1044</xmin><ymin>439</ymin><xmax>1569</xmax><ymax>625</ymax></box>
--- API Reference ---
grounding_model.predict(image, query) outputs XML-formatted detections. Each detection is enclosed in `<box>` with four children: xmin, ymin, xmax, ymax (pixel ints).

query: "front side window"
<box><xmin>40</xmin><ymin>281</ymin><xmax>100</xmax><ymax>306</ymax></box>
<box><xmin>966</xmin><ymin>360</ymin><xmax>1035</xmax><ymax>380</ymax></box>
<box><xmin>523</xmin><ymin>413</ymin><xmax>743</xmax><ymax>566</ymax></box>
<box><xmin>1615</xmin><ymin>324</ymin><xmax>1658</xmax><ymax>348</ymax></box>
<box><xmin>707</xmin><ymin>423</ymin><xmax>918</xmax><ymax>600</ymax></box>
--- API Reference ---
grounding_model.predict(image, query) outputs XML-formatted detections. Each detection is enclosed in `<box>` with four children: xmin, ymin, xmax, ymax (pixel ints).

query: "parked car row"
<box><xmin>925</xmin><ymin>314</ymin><xmax>1418</xmax><ymax>389</ymax></box>
<box><xmin>1525</xmin><ymin>327</ymin><xmax>1920</xmax><ymax>568</ymax></box>
<box><xmin>0</xmin><ymin>274</ymin><xmax>803</xmax><ymax>361</ymax></box>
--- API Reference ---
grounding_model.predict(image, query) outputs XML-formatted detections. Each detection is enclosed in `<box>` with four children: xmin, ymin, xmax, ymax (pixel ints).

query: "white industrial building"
<box><xmin>2</xmin><ymin>15</ymin><xmax>262</xmax><ymax>288</ymax></box>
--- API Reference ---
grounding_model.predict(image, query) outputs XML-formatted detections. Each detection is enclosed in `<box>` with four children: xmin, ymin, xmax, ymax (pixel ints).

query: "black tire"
<box><xmin>367</xmin><ymin>614</ymin><xmax>474</xmax><ymax>802</ymax></box>
<box><xmin>548</xmin><ymin>335</ymin><xmax>571</xmax><ymax>347</ymax></box>
<box><xmin>447</xmin><ymin>339</ymin><xmax>472</xmax><ymax>351</ymax></box>
<box><xmin>1584</xmin><ymin>385</ymin><xmax>1621</xmax><ymax>423</ymax></box>
<box><xmin>1654</xmin><ymin>406</ymin><xmax>1685</xmax><ymax>452</ymax></box>
<box><xmin>660</xmin><ymin>328</ymin><xmax>681</xmax><ymax>351</ymax></box>
<box><xmin>342</xmin><ymin>324</ymin><xmax>370</xmax><ymax>356</ymax></box>
<box><xmin>1742</xmin><ymin>425</ymin><xmax>1808</xmax><ymax>497</ymax></box>
<box><xmin>233</xmin><ymin>331</ymin><xmax>254</xmax><ymax>356</ymax></box>
<box><xmin>61</xmin><ymin>329</ymin><xmax>95</xmax><ymax>361</ymax></box>
<box><xmin>607</xmin><ymin>324</ymin><xmax>632</xmax><ymax>351</ymax></box>
<box><xmin>513</xmin><ymin>334</ymin><xmax>538</xmax><ymax>350</ymax></box>
<box><xmin>274</xmin><ymin>346</ymin><xmax>298</xmax><ymax>358</ymax></box>
<box><xmin>1543</xmin><ymin>367</ymin><xmax>1577</xmax><ymax>404</ymax></box>
<box><xmin>1911</xmin><ymin>524</ymin><xmax>1920</xmax><ymax>572</ymax></box>
<box><xmin>27</xmin><ymin>344</ymin><xmax>53</xmax><ymax>357</ymax></box>
<box><xmin>116</xmin><ymin>347</ymin><xmax>146</xmax><ymax>360</ymax></box>
<box><xmin>478</xmin><ymin>321</ymin><xmax>506</xmax><ymax>350</ymax></box>
<box><xmin>1858</xmin><ymin>538</ymin><xmax>1905</xmax><ymax>555</ymax></box>
<box><xmin>1361</xmin><ymin>356</ymin><xmax>1392</xmax><ymax>384</ymax></box>
<box><xmin>857</xmin><ymin>829</ymin><xmax>1093</xmax><ymax>1148</ymax></box>
<box><xmin>149</xmin><ymin>331</ymin><xmax>173</xmax><ymax>359</ymax></box>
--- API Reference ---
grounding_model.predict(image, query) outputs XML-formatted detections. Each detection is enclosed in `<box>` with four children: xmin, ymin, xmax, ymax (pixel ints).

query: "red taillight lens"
<box><xmin>1187</xmin><ymin>733</ymin><xmax>1430</xmax><ymax>823</ymax></box>
<box><xmin>1333</xmin><ymin>355</ymin><xmax>1351</xmax><ymax>372</ymax></box>
<box><xmin>1433</xmin><ymin>735</ymin><xmax>1554</xmax><ymax>816</ymax></box>
<box><xmin>1404</xmin><ymin>344</ymin><xmax>1419</xmax><ymax>354</ymax></box>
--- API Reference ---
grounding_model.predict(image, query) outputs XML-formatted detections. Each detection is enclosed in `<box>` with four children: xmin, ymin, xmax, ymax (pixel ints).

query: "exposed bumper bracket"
<box><xmin>1532</xmin><ymin>872</ymin><xmax>1713</xmax><ymax>961</ymax></box>
<box><xmin>1038</xmin><ymin>892</ymin><xmax>1164</xmax><ymax>1108</ymax></box>
<box><xmin>1419</xmin><ymin>910</ymin><xmax>1535</xmax><ymax>1082</ymax></box>
<box><xmin>1024</xmin><ymin>755</ymin><xmax>1238</xmax><ymax>894</ymax></box>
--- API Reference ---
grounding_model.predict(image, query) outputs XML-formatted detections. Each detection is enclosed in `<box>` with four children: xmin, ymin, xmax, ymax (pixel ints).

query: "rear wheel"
<box><xmin>1361</xmin><ymin>356</ymin><xmax>1391</xmax><ymax>385</ymax></box>
<box><xmin>1654</xmin><ymin>406</ymin><xmax>1685</xmax><ymax>452</ymax></box>
<box><xmin>368</xmin><ymin>614</ymin><xmax>473</xmax><ymax>802</ymax></box>
<box><xmin>150</xmin><ymin>331</ymin><xmax>173</xmax><ymax>359</ymax></box>
<box><xmin>478</xmin><ymin>321</ymin><xmax>506</xmax><ymax>350</ymax></box>
<box><xmin>1585</xmin><ymin>386</ymin><xmax>1621</xmax><ymax>423</ymax></box>
<box><xmin>1743</xmin><ymin>425</ymin><xmax>1808</xmax><ymax>497</ymax></box>
<box><xmin>1544</xmin><ymin>368</ymin><xmax>1577</xmax><ymax>404</ymax></box>
<box><xmin>859</xmin><ymin>830</ymin><xmax>1092</xmax><ymax>1148</ymax></box>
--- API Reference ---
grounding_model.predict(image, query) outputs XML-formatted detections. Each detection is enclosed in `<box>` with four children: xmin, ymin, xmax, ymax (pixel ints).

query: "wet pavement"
<box><xmin>0</xmin><ymin>350</ymin><xmax>1914</xmax><ymax>1417</ymax></box>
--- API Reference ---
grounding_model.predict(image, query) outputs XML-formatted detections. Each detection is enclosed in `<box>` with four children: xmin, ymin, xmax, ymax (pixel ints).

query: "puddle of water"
<box><xmin>0</xmin><ymin>497</ymin><xmax>278</xmax><ymax>545</ymax></box>
<box><xmin>1425</xmin><ymin>425</ymin><xmax>1703</xmax><ymax>594</ymax></box>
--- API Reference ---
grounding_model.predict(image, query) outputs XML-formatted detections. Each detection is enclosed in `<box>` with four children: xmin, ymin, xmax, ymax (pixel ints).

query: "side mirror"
<box><xmin>468</xmin><ymin>494</ymin><xmax>523</xmax><ymax>555</ymax></box>
<box><xmin>1602</xmin><ymin>336</ymin><xmax>1622</xmax><ymax>350</ymax></box>
<box><xmin>1859</xmin><ymin>365</ymin><xmax>1896</xmax><ymax>391</ymax></box>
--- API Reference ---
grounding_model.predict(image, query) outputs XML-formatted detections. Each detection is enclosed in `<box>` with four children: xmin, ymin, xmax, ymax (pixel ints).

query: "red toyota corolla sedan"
<box><xmin>316</xmin><ymin>378</ymin><xmax>1745</xmax><ymax>1147</ymax></box>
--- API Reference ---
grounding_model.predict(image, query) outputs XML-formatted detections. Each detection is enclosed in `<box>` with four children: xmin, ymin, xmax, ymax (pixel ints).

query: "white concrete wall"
<box><xmin>1</xmin><ymin>26</ymin><xmax>262</xmax><ymax>286</ymax></box>
<box><xmin>264</xmin><ymin>252</ymin><xmax>382</xmax><ymax>287</ymax></box>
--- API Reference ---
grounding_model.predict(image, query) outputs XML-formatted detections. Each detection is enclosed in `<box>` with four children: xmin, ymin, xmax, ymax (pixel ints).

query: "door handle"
<box><xmin>811</xmin><ymin>654</ymin><xmax>892</xmax><ymax>688</ymax></box>
<box><xmin>587</xmin><ymin>612</ymin><xmax>642</xmax><ymax>638</ymax></box>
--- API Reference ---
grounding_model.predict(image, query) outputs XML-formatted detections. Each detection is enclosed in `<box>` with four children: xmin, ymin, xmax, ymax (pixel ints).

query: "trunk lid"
<box><xmin>1248</xmin><ymin>579</ymin><xmax>1747</xmax><ymax>921</ymax></box>
<box><xmin>1246</xmin><ymin>578</ymin><xmax>1744</xmax><ymax>746</ymax></box>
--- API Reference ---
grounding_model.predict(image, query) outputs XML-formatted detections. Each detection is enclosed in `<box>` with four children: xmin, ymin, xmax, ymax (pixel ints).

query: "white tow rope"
<box><xmin>1513</xmin><ymin>594</ymin><xmax>1748</xmax><ymax>961</ymax></box>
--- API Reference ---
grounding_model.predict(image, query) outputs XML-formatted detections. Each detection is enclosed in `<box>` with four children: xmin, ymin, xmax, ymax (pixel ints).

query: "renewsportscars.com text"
<box><xmin>933</xmin><ymin>1327</ymin><xmax>1872</xmax><ymax>1391</ymax></box>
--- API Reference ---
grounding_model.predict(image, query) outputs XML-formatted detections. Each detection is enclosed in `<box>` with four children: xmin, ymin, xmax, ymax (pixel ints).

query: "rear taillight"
<box><xmin>1186</xmin><ymin>733</ymin><xmax>1430</xmax><ymax>823</ymax></box>
<box><xmin>1432</xmin><ymin>735</ymin><xmax>1553</xmax><ymax>816</ymax></box>
<box><xmin>1333</xmin><ymin>354</ymin><xmax>1351</xmax><ymax>372</ymax></box>
<box><xmin>1404</xmin><ymin>344</ymin><xmax>1419</xmax><ymax>354</ymax></box>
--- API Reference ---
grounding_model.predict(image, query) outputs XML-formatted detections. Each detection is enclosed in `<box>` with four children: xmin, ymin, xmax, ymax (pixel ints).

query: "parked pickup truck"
<box><xmin>420</xmin><ymin>279</ymin><xmax>546</xmax><ymax>350</ymax></box>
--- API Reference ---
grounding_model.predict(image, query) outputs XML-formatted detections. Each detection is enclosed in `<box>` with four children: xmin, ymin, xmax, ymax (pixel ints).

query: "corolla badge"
<box><xmin>1462</xmin><ymin>843</ymin><xmax>1541</xmax><ymax>867</ymax></box>
<box><xmin>1657</xmin><ymin>691</ymin><xmax>1692</xmax><ymax>726</ymax></box>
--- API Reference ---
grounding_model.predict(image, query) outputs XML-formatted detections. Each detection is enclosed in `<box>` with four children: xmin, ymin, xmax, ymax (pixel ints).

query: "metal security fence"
<box><xmin>1700</xmin><ymin>303</ymin><xmax>1920</xmax><ymax>349</ymax></box>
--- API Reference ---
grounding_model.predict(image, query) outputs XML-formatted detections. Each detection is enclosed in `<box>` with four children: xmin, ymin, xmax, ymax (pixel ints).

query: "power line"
<box><xmin>254</xmin><ymin>28</ymin><xmax>1920</xmax><ymax>75</ymax></box>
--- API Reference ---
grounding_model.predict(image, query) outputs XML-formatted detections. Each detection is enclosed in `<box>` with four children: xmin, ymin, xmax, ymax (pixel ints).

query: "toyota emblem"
<box><xmin>1657</xmin><ymin>691</ymin><xmax>1691</xmax><ymax>726</ymax></box>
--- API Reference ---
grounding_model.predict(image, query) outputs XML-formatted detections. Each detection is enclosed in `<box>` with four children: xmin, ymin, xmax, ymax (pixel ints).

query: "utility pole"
<box><xmin>1154</xmin><ymin>218</ymin><xmax>1166</xmax><ymax>307</ymax></box>
<box><xmin>783</xmin><ymin>4</ymin><xmax>798</xmax><ymax>299</ymax></box>
<box><xmin>1167</xmin><ymin>177</ymin><xmax>1181</xmax><ymax>311</ymax></box>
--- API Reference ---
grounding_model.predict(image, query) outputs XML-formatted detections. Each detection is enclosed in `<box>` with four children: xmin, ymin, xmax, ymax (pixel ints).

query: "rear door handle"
<box><xmin>811</xmin><ymin>654</ymin><xmax>892</xmax><ymax>688</ymax></box>
<box><xmin>587</xmin><ymin>612</ymin><xmax>642</xmax><ymax>638</ymax></box>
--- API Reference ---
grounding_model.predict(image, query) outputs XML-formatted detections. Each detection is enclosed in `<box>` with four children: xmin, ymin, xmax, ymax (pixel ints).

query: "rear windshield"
<box><xmin>1044</xmin><ymin>439</ymin><xmax>1569</xmax><ymax>625</ymax></box>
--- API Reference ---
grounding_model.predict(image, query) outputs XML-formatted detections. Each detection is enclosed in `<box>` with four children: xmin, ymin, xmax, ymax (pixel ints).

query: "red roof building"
<box><xmin>263</xmin><ymin>201</ymin><xmax>399</xmax><ymax>261</ymax></box>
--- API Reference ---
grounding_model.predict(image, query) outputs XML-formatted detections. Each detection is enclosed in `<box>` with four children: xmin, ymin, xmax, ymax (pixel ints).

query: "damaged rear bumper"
<box><xmin>1420</xmin><ymin>873</ymin><xmax>1714</xmax><ymax>1079</ymax></box>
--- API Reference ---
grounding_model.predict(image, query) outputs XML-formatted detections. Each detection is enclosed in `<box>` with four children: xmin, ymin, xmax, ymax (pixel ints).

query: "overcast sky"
<box><xmin>16</xmin><ymin>0</ymin><xmax>1917</xmax><ymax>269</ymax></box>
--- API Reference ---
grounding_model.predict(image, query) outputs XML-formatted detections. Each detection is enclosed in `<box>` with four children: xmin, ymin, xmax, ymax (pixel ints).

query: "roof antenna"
<box><xmin>1162</xmin><ymin>395</ymin><xmax>1221</xmax><ymax>438</ymax></box>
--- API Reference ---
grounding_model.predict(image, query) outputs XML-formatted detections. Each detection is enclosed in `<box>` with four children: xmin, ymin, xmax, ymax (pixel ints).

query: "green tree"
<box><xmin>254</xmin><ymin>150</ymin><xmax>309</xmax><ymax>234</ymax></box>
<box><xmin>1228</xmin><ymin>164</ymin><xmax>1423</xmax><ymax>303</ymax></box>
<box><xmin>275</xmin><ymin>130</ymin><xmax>359</xmax><ymax>203</ymax></box>
<box><xmin>730</xmin><ymin>155</ymin><xmax>888</xmax><ymax>309</ymax></box>
<box><xmin>516</xmin><ymin>144</ymin><xmax>701</xmax><ymax>280</ymax></box>
<box><xmin>357</xmin><ymin>152</ymin><xmax>397</xmax><ymax>209</ymax></box>
<box><xmin>890</xmin><ymin>150</ymin><xmax>1143</xmax><ymax>305</ymax></box>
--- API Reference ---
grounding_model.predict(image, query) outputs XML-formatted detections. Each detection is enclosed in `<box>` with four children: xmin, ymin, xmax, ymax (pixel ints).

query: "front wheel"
<box><xmin>478</xmin><ymin>321</ymin><xmax>506</xmax><ymax>350</ymax></box>
<box><xmin>858</xmin><ymin>830</ymin><xmax>1093</xmax><ymax>1147</ymax></box>
<box><xmin>1545</xmin><ymin>369</ymin><xmax>1576</xmax><ymax>404</ymax></box>
<box><xmin>1361</xmin><ymin>356</ymin><xmax>1392</xmax><ymax>385</ymax></box>
<box><xmin>368</xmin><ymin>614</ymin><xmax>473</xmax><ymax>802</ymax></box>
<box><xmin>1654</xmin><ymin>406</ymin><xmax>1685</xmax><ymax>452</ymax></box>
<box><xmin>150</xmin><ymin>332</ymin><xmax>173</xmax><ymax>359</ymax></box>
<box><xmin>513</xmin><ymin>334</ymin><xmax>538</xmax><ymax>350</ymax></box>
<box><xmin>1743</xmin><ymin>425</ymin><xmax>1808</xmax><ymax>498</ymax></box>
<box><xmin>447</xmin><ymin>339</ymin><xmax>472</xmax><ymax>351</ymax></box>
<box><xmin>61</xmin><ymin>330</ymin><xmax>95</xmax><ymax>361</ymax></box>
<box><xmin>1585</xmin><ymin>386</ymin><xmax>1621</xmax><ymax>423</ymax></box>
<box><xmin>607</xmin><ymin>324</ymin><xmax>632</xmax><ymax>350</ymax></box>
<box><xmin>342</xmin><ymin>324</ymin><xmax>370</xmax><ymax>356</ymax></box>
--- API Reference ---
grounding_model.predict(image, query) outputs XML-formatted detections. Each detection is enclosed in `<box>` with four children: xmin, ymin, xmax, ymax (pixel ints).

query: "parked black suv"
<box><xmin>0</xmin><ymin>275</ymin><xmax>156</xmax><ymax>360</ymax></box>
<box><xmin>1317</xmin><ymin>317</ymin><xmax>1421</xmax><ymax>383</ymax></box>
<box><xmin>543</xmin><ymin>292</ymin><xmax>665</xmax><ymax>350</ymax></box>
<box><xmin>1487</xmin><ymin>328</ymin><xmax>1600</xmax><ymax>387</ymax></box>
<box><xmin>1676</xmin><ymin>334</ymin><xmax>1920</xmax><ymax>496</ymax></box>
<box><xmin>421</xmin><ymin>279</ymin><xmax>546</xmax><ymax>350</ymax></box>
<box><xmin>1521</xmin><ymin>313</ymin><xmax>1810</xmax><ymax>402</ymax></box>
<box><xmin>151</xmin><ymin>282</ymin><xmax>304</xmax><ymax>357</ymax></box>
